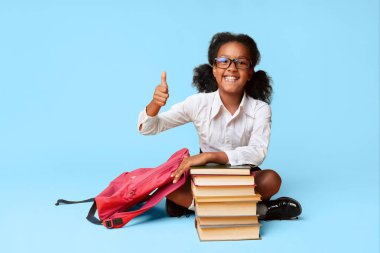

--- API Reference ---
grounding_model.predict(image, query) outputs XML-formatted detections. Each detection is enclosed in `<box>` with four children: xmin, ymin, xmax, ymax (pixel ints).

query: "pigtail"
<box><xmin>245</xmin><ymin>70</ymin><xmax>273</xmax><ymax>104</ymax></box>
<box><xmin>192</xmin><ymin>64</ymin><xmax>218</xmax><ymax>93</ymax></box>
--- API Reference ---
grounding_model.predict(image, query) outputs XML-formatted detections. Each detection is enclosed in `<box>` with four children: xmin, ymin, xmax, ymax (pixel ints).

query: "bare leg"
<box><xmin>166</xmin><ymin>176</ymin><xmax>193</xmax><ymax>208</ymax></box>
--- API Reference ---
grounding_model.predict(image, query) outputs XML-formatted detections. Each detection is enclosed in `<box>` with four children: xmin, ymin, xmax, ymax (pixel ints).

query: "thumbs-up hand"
<box><xmin>153</xmin><ymin>71</ymin><xmax>169</xmax><ymax>107</ymax></box>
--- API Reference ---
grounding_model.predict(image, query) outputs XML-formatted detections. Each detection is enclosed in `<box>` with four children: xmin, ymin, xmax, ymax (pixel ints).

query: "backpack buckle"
<box><xmin>105</xmin><ymin>220</ymin><xmax>113</xmax><ymax>228</ymax></box>
<box><xmin>105</xmin><ymin>218</ymin><xmax>123</xmax><ymax>228</ymax></box>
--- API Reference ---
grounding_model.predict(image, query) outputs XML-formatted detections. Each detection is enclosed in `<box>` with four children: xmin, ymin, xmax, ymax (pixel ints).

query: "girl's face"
<box><xmin>213</xmin><ymin>42</ymin><xmax>253</xmax><ymax>97</ymax></box>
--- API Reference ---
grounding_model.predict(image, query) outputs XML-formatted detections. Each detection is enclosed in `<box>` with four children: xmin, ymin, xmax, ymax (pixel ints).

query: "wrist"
<box><xmin>203</xmin><ymin>152</ymin><xmax>228</xmax><ymax>164</ymax></box>
<box><xmin>203</xmin><ymin>152</ymin><xmax>213</xmax><ymax>164</ymax></box>
<box><xmin>146</xmin><ymin>100</ymin><xmax>161</xmax><ymax>116</ymax></box>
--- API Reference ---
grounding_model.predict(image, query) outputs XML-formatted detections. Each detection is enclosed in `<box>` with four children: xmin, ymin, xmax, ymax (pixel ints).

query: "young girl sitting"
<box><xmin>138</xmin><ymin>32</ymin><xmax>301</xmax><ymax>220</ymax></box>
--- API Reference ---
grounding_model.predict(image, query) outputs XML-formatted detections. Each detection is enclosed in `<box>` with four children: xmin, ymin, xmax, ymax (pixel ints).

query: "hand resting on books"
<box><xmin>171</xmin><ymin>152</ymin><xmax>229</xmax><ymax>183</ymax></box>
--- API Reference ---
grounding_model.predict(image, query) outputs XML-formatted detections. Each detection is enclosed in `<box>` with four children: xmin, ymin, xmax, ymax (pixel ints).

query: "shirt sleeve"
<box><xmin>137</xmin><ymin>97</ymin><xmax>194</xmax><ymax>135</ymax></box>
<box><xmin>224</xmin><ymin>103</ymin><xmax>272</xmax><ymax>166</ymax></box>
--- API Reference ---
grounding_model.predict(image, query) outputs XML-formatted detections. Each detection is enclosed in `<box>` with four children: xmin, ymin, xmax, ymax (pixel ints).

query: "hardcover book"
<box><xmin>195</xmin><ymin>219</ymin><xmax>261</xmax><ymax>241</ymax></box>
<box><xmin>190</xmin><ymin>164</ymin><xmax>252</xmax><ymax>175</ymax></box>
<box><xmin>192</xmin><ymin>174</ymin><xmax>255</xmax><ymax>186</ymax></box>
<box><xmin>195</xmin><ymin>201</ymin><xmax>258</xmax><ymax>217</ymax></box>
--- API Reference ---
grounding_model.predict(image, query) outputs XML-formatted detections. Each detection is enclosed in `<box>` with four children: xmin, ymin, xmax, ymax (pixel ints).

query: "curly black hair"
<box><xmin>192</xmin><ymin>32</ymin><xmax>273</xmax><ymax>104</ymax></box>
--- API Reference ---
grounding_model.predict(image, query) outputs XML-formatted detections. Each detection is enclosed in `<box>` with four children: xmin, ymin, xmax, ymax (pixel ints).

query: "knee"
<box><xmin>255</xmin><ymin>169</ymin><xmax>282</xmax><ymax>200</ymax></box>
<box><xmin>264</xmin><ymin>169</ymin><xmax>282</xmax><ymax>188</ymax></box>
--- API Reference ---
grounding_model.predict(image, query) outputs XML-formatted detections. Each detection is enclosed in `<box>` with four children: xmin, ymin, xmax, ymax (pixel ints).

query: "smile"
<box><xmin>223</xmin><ymin>76</ymin><xmax>240</xmax><ymax>82</ymax></box>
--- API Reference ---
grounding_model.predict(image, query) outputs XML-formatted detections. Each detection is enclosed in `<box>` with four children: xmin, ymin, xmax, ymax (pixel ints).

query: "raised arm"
<box><xmin>137</xmin><ymin>71</ymin><xmax>192</xmax><ymax>135</ymax></box>
<box><xmin>145</xmin><ymin>71</ymin><xmax>169</xmax><ymax>118</ymax></box>
<box><xmin>138</xmin><ymin>71</ymin><xmax>169</xmax><ymax>132</ymax></box>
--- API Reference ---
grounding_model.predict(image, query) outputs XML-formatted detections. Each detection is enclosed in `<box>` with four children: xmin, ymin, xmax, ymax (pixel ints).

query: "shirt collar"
<box><xmin>240</xmin><ymin>92</ymin><xmax>256</xmax><ymax>118</ymax></box>
<box><xmin>210</xmin><ymin>90</ymin><xmax>256</xmax><ymax>119</ymax></box>
<box><xmin>210</xmin><ymin>90</ymin><xmax>224</xmax><ymax>119</ymax></box>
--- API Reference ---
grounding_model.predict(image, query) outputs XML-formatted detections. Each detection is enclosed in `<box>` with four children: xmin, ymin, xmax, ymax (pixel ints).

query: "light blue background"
<box><xmin>0</xmin><ymin>0</ymin><xmax>378</xmax><ymax>252</ymax></box>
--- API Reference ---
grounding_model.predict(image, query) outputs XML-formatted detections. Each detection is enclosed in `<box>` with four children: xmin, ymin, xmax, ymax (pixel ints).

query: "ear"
<box><xmin>212</xmin><ymin>65</ymin><xmax>217</xmax><ymax>76</ymax></box>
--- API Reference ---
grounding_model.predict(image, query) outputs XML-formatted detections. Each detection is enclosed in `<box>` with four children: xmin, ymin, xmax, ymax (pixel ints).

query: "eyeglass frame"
<box><xmin>213</xmin><ymin>57</ymin><xmax>252</xmax><ymax>70</ymax></box>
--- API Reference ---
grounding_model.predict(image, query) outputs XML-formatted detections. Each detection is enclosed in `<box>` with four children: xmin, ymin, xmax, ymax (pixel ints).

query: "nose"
<box><xmin>227</xmin><ymin>61</ymin><xmax>238</xmax><ymax>71</ymax></box>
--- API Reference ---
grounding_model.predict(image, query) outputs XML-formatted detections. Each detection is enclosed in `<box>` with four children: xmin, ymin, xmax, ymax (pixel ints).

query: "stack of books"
<box><xmin>190</xmin><ymin>164</ymin><xmax>261</xmax><ymax>241</ymax></box>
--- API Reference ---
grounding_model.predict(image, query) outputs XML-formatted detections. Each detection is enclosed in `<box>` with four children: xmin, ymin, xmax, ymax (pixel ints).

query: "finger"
<box><xmin>161</xmin><ymin>71</ymin><xmax>168</xmax><ymax>88</ymax></box>
<box><xmin>171</xmin><ymin>159</ymin><xmax>185</xmax><ymax>177</ymax></box>
<box><xmin>172</xmin><ymin>163</ymin><xmax>184</xmax><ymax>179</ymax></box>
<box><xmin>175</xmin><ymin>156</ymin><xmax>189</xmax><ymax>176</ymax></box>
<box><xmin>153</xmin><ymin>96</ymin><xmax>166</xmax><ymax>106</ymax></box>
<box><xmin>173</xmin><ymin>166</ymin><xmax>188</xmax><ymax>183</ymax></box>
<box><xmin>173</xmin><ymin>161</ymin><xmax>189</xmax><ymax>183</ymax></box>
<box><xmin>172</xmin><ymin>162</ymin><xmax>185</xmax><ymax>183</ymax></box>
<box><xmin>172</xmin><ymin>171</ymin><xmax>182</xmax><ymax>183</ymax></box>
<box><xmin>153</xmin><ymin>93</ymin><xmax>168</xmax><ymax>102</ymax></box>
<box><xmin>156</xmin><ymin>86</ymin><xmax>168</xmax><ymax>96</ymax></box>
<box><xmin>155</xmin><ymin>90</ymin><xmax>169</xmax><ymax>98</ymax></box>
<box><xmin>153</xmin><ymin>99</ymin><xmax>166</xmax><ymax>107</ymax></box>
<box><xmin>156</xmin><ymin>86</ymin><xmax>169</xmax><ymax>94</ymax></box>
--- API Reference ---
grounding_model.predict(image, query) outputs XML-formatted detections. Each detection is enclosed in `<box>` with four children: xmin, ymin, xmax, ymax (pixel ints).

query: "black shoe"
<box><xmin>264</xmin><ymin>197</ymin><xmax>302</xmax><ymax>220</ymax></box>
<box><xmin>165</xmin><ymin>199</ymin><xmax>194</xmax><ymax>217</ymax></box>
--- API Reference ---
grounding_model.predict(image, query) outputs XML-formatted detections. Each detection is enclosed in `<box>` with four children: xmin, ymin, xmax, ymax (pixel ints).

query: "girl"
<box><xmin>138</xmin><ymin>32</ymin><xmax>301</xmax><ymax>220</ymax></box>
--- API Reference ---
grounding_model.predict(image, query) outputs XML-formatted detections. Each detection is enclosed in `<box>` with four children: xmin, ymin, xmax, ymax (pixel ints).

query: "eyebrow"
<box><xmin>217</xmin><ymin>55</ymin><xmax>250</xmax><ymax>59</ymax></box>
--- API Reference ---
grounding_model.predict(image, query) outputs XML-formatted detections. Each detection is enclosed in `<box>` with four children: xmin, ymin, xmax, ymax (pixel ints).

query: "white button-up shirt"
<box><xmin>137</xmin><ymin>90</ymin><xmax>271</xmax><ymax>166</ymax></box>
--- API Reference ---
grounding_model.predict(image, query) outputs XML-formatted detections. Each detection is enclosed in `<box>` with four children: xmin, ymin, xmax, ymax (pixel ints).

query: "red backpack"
<box><xmin>56</xmin><ymin>148</ymin><xmax>190</xmax><ymax>229</ymax></box>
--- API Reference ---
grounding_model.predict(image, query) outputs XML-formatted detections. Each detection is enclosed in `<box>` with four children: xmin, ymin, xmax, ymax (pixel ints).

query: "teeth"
<box><xmin>224</xmin><ymin>76</ymin><xmax>239</xmax><ymax>81</ymax></box>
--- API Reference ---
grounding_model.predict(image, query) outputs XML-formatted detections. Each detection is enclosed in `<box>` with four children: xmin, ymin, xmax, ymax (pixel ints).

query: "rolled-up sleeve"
<box><xmin>137</xmin><ymin>98</ymin><xmax>194</xmax><ymax>135</ymax></box>
<box><xmin>225</xmin><ymin>104</ymin><xmax>271</xmax><ymax>166</ymax></box>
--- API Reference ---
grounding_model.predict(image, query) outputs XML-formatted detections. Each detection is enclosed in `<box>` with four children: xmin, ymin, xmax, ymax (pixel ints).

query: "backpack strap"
<box><xmin>102</xmin><ymin>171</ymin><xmax>189</xmax><ymax>229</ymax></box>
<box><xmin>86</xmin><ymin>202</ymin><xmax>102</xmax><ymax>225</ymax></box>
<box><xmin>55</xmin><ymin>198</ymin><xmax>95</xmax><ymax>205</ymax></box>
<box><xmin>55</xmin><ymin>198</ymin><xmax>102</xmax><ymax>225</ymax></box>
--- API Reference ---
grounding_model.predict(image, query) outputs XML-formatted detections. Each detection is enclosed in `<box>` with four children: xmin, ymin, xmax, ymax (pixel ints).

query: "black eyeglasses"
<box><xmin>214</xmin><ymin>57</ymin><xmax>252</xmax><ymax>70</ymax></box>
